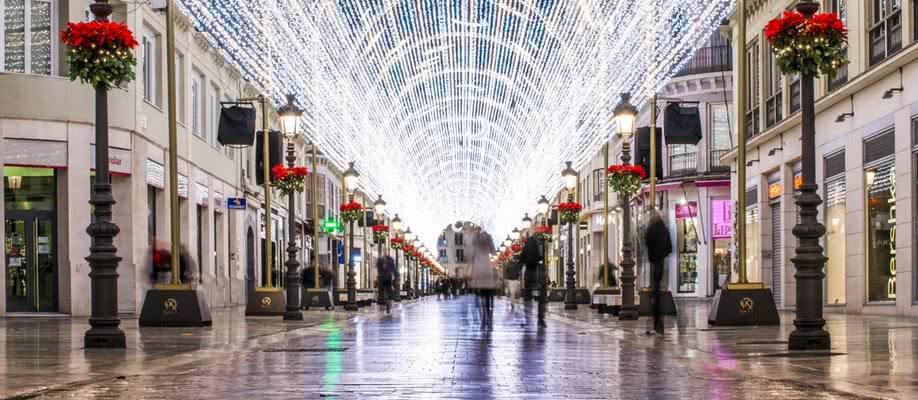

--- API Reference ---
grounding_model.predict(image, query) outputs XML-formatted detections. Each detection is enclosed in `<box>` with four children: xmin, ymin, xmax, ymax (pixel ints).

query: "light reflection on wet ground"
<box><xmin>0</xmin><ymin>296</ymin><xmax>914</xmax><ymax>399</ymax></box>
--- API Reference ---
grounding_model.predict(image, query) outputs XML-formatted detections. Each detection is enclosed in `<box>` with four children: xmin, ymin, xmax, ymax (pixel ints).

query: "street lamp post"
<box><xmin>404</xmin><ymin>227</ymin><xmax>413</xmax><ymax>298</ymax></box>
<box><xmin>391</xmin><ymin>214</ymin><xmax>402</xmax><ymax>302</ymax></box>
<box><xmin>521</xmin><ymin>213</ymin><xmax>533</xmax><ymax>300</ymax></box>
<box><xmin>279</xmin><ymin>94</ymin><xmax>304</xmax><ymax>321</ymax></box>
<box><xmin>343</xmin><ymin>162</ymin><xmax>360</xmax><ymax>311</ymax></box>
<box><xmin>537</xmin><ymin>196</ymin><xmax>550</xmax><ymax>309</ymax></box>
<box><xmin>84</xmin><ymin>0</ymin><xmax>125</xmax><ymax>348</ymax></box>
<box><xmin>789</xmin><ymin>0</ymin><xmax>830</xmax><ymax>351</ymax></box>
<box><xmin>562</xmin><ymin>161</ymin><xmax>579</xmax><ymax>310</ymax></box>
<box><xmin>373</xmin><ymin>195</ymin><xmax>387</xmax><ymax>305</ymax></box>
<box><xmin>614</xmin><ymin>93</ymin><xmax>639</xmax><ymax>321</ymax></box>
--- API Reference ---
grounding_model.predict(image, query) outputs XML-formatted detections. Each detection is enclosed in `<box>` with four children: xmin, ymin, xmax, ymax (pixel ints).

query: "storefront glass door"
<box><xmin>5</xmin><ymin>214</ymin><xmax>57</xmax><ymax>312</ymax></box>
<box><xmin>4</xmin><ymin>166</ymin><xmax>58</xmax><ymax>312</ymax></box>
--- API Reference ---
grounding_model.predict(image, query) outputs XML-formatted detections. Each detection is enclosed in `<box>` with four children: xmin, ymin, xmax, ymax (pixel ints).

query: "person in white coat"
<box><xmin>468</xmin><ymin>229</ymin><xmax>497</xmax><ymax>321</ymax></box>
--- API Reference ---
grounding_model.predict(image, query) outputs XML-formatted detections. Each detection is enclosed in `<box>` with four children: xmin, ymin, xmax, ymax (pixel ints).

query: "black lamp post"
<box><xmin>614</xmin><ymin>93</ymin><xmax>639</xmax><ymax>321</ymax></box>
<box><xmin>789</xmin><ymin>0</ymin><xmax>830</xmax><ymax>351</ymax></box>
<box><xmin>84</xmin><ymin>0</ymin><xmax>125</xmax><ymax>349</ymax></box>
<box><xmin>373</xmin><ymin>195</ymin><xmax>387</xmax><ymax>304</ymax></box>
<box><xmin>391</xmin><ymin>214</ymin><xmax>402</xmax><ymax>301</ymax></box>
<box><xmin>562</xmin><ymin>161</ymin><xmax>579</xmax><ymax>310</ymax></box>
<box><xmin>413</xmin><ymin>238</ymin><xmax>421</xmax><ymax>295</ymax></box>
<box><xmin>278</xmin><ymin>94</ymin><xmax>304</xmax><ymax>321</ymax></box>
<box><xmin>404</xmin><ymin>227</ymin><xmax>413</xmax><ymax>298</ymax></box>
<box><xmin>343</xmin><ymin>162</ymin><xmax>360</xmax><ymax>311</ymax></box>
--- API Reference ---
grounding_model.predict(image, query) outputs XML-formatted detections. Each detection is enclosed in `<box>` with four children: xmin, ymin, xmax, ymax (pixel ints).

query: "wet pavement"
<box><xmin>0</xmin><ymin>296</ymin><xmax>916</xmax><ymax>399</ymax></box>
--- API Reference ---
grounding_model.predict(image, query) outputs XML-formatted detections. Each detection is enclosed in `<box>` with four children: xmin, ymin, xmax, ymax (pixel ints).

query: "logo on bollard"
<box><xmin>739</xmin><ymin>297</ymin><xmax>754</xmax><ymax>314</ymax></box>
<box><xmin>261</xmin><ymin>296</ymin><xmax>272</xmax><ymax>308</ymax></box>
<box><xmin>163</xmin><ymin>298</ymin><xmax>178</xmax><ymax>315</ymax></box>
<box><xmin>311</xmin><ymin>295</ymin><xmax>320</xmax><ymax>304</ymax></box>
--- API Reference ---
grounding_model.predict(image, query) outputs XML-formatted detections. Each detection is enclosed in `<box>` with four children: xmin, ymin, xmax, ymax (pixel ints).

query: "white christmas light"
<box><xmin>175</xmin><ymin>0</ymin><xmax>732</xmax><ymax>250</ymax></box>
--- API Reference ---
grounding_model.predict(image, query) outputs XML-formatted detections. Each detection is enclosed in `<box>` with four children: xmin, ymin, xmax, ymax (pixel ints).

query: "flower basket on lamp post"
<box><xmin>271</xmin><ymin>164</ymin><xmax>308</xmax><ymax>195</ymax></box>
<box><xmin>60</xmin><ymin>20</ymin><xmax>139</xmax><ymax>88</ymax></box>
<box><xmin>340</xmin><ymin>201</ymin><xmax>363</xmax><ymax>223</ymax></box>
<box><xmin>534</xmin><ymin>224</ymin><xmax>552</xmax><ymax>242</ymax></box>
<box><xmin>764</xmin><ymin>9</ymin><xmax>848</xmax><ymax>79</ymax></box>
<box><xmin>372</xmin><ymin>224</ymin><xmax>389</xmax><ymax>243</ymax></box>
<box><xmin>558</xmin><ymin>202</ymin><xmax>582</xmax><ymax>224</ymax></box>
<box><xmin>607</xmin><ymin>164</ymin><xmax>646</xmax><ymax>196</ymax></box>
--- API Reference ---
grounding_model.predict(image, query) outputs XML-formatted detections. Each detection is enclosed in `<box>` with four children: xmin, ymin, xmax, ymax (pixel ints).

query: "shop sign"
<box><xmin>90</xmin><ymin>145</ymin><xmax>132</xmax><ymax>175</ymax></box>
<box><xmin>195</xmin><ymin>182</ymin><xmax>209</xmax><ymax>207</ymax></box>
<box><xmin>178</xmin><ymin>174</ymin><xmax>188</xmax><ymax>199</ymax></box>
<box><xmin>793</xmin><ymin>174</ymin><xmax>802</xmax><ymax>190</ymax></box>
<box><xmin>675</xmin><ymin>202</ymin><xmax>697</xmax><ymax>219</ymax></box>
<box><xmin>213</xmin><ymin>192</ymin><xmax>224</xmax><ymax>213</ymax></box>
<box><xmin>146</xmin><ymin>159</ymin><xmax>164</xmax><ymax>189</ymax></box>
<box><xmin>711</xmin><ymin>199</ymin><xmax>733</xmax><ymax>239</ymax></box>
<box><xmin>768</xmin><ymin>182</ymin><xmax>782</xmax><ymax>199</ymax></box>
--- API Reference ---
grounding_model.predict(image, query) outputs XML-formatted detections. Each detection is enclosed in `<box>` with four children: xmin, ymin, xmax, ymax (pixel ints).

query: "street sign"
<box><xmin>227</xmin><ymin>197</ymin><xmax>246</xmax><ymax>210</ymax></box>
<box><xmin>322</xmin><ymin>217</ymin><xmax>342</xmax><ymax>233</ymax></box>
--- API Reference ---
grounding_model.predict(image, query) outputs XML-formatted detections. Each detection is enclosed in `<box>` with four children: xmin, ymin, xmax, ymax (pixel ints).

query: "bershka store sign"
<box><xmin>90</xmin><ymin>145</ymin><xmax>132</xmax><ymax>176</ymax></box>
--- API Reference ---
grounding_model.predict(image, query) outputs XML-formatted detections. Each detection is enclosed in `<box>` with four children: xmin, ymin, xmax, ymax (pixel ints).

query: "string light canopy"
<box><xmin>175</xmin><ymin>0</ymin><xmax>732</xmax><ymax>249</ymax></box>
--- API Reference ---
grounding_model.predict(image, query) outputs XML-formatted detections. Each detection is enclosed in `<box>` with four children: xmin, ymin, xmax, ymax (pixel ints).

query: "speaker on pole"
<box><xmin>635</xmin><ymin>127</ymin><xmax>663</xmax><ymax>179</ymax></box>
<box><xmin>217</xmin><ymin>103</ymin><xmax>256</xmax><ymax>147</ymax></box>
<box><xmin>255</xmin><ymin>130</ymin><xmax>284</xmax><ymax>185</ymax></box>
<box><xmin>663</xmin><ymin>102</ymin><xmax>702</xmax><ymax>145</ymax></box>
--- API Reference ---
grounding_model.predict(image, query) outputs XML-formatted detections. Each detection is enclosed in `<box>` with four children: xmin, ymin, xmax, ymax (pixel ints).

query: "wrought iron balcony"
<box><xmin>668</xmin><ymin>151</ymin><xmax>698</xmax><ymax>177</ymax></box>
<box><xmin>673</xmin><ymin>45</ymin><xmax>732</xmax><ymax>77</ymax></box>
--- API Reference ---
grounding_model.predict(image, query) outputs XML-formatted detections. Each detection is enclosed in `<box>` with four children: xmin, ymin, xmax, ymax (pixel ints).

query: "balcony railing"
<box><xmin>710</xmin><ymin>149</ymin><xmax>731</xmax><ymax>173</ymax></box>
<box><xmin>668</xmin><ymin>151</ymin><xmax>698</xmax><ymax>177</ymax></box>
<box><xmin>673</xmin><ymin>45</ymin><xmax>733</xmax><ymax>77</ymax></box>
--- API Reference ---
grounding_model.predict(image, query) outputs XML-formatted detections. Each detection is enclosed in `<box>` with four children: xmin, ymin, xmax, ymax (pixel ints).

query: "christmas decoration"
<box><xmin>270</xmin><ymin>164</ymin><xmax>308</xmax><ymax>195</ymax></box>
<box><xmin>340</xmin><ymin>202</ymin><xmax>363</xmax><ymax>223</ymax></box>
<box><xmin>764</xmin><ymin>10</ymin><xmax>848</xmax><ymax>78</ymax></box>
<box><xmin>607</xmin><ymin>164</ymin><xmax>646</xmax><ymax>195</ymax></box>
<box><xmin>558</xmin><ymin>202</ymin><xmax>583</xmax><ymax>224</ymax></box>
<box><xmin>59</xmin><ymin>20</ymin><xmax>138</xmax><ymax>88</ymax></box>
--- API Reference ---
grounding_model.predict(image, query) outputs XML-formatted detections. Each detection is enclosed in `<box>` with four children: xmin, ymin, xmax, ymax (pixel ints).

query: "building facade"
<box><xmin>0</xmin><ymin>1</ymin><xmax>321</xmax><ymax>316</ymax></box>
<box><xmin>724</xmin><ymin>0</ymin><xmax>918</xmax><ymax>316</ymax></box>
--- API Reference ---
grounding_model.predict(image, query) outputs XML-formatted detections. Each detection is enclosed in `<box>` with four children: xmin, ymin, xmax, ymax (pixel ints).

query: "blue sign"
<box><xmin>227</xmin><ymin>197</ymin><xmax>246</xmax><ymax>210</ymax></box>
<box><xmin>337</xmin><ymin>241</ymin><xmax>344</xmax><ymax>264</ymax></box>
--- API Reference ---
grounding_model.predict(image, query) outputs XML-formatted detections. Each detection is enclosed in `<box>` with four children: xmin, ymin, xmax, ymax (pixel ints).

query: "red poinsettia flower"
<box><xmin>271</xmin><ymin>164</ymin><xmax>288</xmax><ymax>180</ymax></box>
<box><xmin>372</xmin><ymin>224</ymin><xmax>389</xmax><ymax>232</ymax></box>
<box><xmin>340</xmin><ymin>202</ymin><xmax>362</xmax><ymax>212</ymax></box>
<box><xmin>511</xmin><ymin>243</ymin><xmax>522</xmax><ymax>253</ymax></box>
<box><xmin>402</xmin><ymin>245</ymin><xmax>414</xmax><ymax>252</ymax></box>
<box><xmin>558</xmin><ymin>202</ymin><xmax>583</xmax><ymax>212</ymax></box>
<box><xmin>534</xmin><ymin>224</ymin><xmax>551</xmax><ymax>233</ymax></box>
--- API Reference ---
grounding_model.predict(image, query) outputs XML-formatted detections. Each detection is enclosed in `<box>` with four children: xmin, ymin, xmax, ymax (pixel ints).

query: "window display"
<box><xmin>824</xmin><ymin>176</ymin><xmax>846</xmax><ymax>305</ymax></box>
<box><xmin>676</xmin><ymin>201</ymin><xmax>698</xmax><ymax>293</ymax></box>
<box><xmin>866</xmin><ymin>161</ymin><xmax>895</xmax><ymax>302</ymax></box>
<box><xmin>711</xmin><ymin>199</ymin><xmax>733</xmax><ymax>291</ymax></box>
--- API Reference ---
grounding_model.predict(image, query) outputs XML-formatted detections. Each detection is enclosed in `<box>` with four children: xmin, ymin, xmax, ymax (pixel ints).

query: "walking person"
<box><xmin>520</xmin><ymin>233</ymin><xmax>546</xmax><ymax>328</ymax></box>
<box><xmin>644</xmin><ymin>210</ymin><xmax>672</xmax><ymax>335</ymax></box>
<box><xmin>468</xmin><ymin>228</ymin><xmax>497</xmax><ymax>323</ymax></box>
<box><xmin>503</xmin><ymin>251</ymin><xmax>522</xmax><ymax>310</ymax></box>
<box><xmin>376</xmin><ymin>248</ymin><xmax>396</xmax><ymax>313</ymax></box>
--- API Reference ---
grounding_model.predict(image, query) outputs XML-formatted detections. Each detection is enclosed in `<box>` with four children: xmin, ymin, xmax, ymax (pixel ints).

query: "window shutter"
<box><xmin>864</xmin><ymin>130</ymin><xmax>895</xmax><ymax>164</ymax></box>
<box><xmin>745</xmin><ymin>187</ymin><xmax>758</xmax><ymax>207</ymax></box>
<box><xmin>824</xmin><ymin>151</ymin><xmax>845</xmax><ymax>179</ymax></box>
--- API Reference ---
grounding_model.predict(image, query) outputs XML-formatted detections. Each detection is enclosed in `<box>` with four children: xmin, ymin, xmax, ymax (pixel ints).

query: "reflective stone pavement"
<box><xmin>1</xmin><ymin>296</ymin><xmax>917</xmax><ymax>399</ymax></box>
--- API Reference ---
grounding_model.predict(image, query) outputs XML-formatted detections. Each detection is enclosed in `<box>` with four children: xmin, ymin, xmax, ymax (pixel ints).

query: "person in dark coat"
<box><xmin>503</xmin><ymin>254</ymin><xmax>522</xmax><ymax>310</ymax></box>
<box><xmin>376</xmin><ymin>250</ymin><xmax>396</xmax><ymax>310</ymax></box>
<box><xmin>643</xmin><ymin>210</ymin><xmax>673</xmax><ymax>335</ymax></box>
<box><xmin>520</xmin><ymin>234</ymin><xmax>547</xmax><ymax>328</ymax></box>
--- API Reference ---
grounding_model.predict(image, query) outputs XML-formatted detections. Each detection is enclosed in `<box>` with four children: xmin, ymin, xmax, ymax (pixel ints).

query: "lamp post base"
<box><xmin>84</xmin><ymin>325</ymin><xmax>126</xmax><ymax>349</ymax></box>
<box><xmin>139</xmin><ymin>287</ymin><xmax>213</xmax><ymax>326</ymax></box>
<box><xmin>244</xmin><ymin>287</ymin><xmax>286</xmax><ymax>316</ymax></box>
<box><xmin>788</xmin><ymin>328</ymin><xmax>831</xmax><ymax>351</ymax></box>
<box><xmin>618</xmin><ymin>306</ymin><xmax>639</xmax><ymax>320</ymax></box>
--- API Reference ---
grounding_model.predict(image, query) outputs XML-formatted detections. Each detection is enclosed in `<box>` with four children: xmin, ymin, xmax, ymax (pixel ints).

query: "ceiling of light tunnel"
<box><xmin>175</xmin><ymin>0</ymin><xmax>733</xmax><ymax>249</ymax></box>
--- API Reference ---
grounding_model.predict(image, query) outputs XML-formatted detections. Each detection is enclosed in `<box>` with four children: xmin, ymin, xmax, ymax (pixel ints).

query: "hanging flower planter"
<box><xmin>764</xmin><ymin>10</ymin><xmax>848</xmax><ymax>78</ymax></box>
<box><xmin>389</xmin><ymin>237</ymin><xmax>404</xmax><ymax>250</ymax></box>
<box><xmin>271</xmin><ymin>164</ymin><xmax>308</xmax><ymax>195</ymax></box>
<box><xmin>558</xmin><ymin>201</ymin><xmax>582</xmax><ymax>224</ymax></box>
<box><xmin>340</xmin><ymin>201</ymin><xmax>363</xmax><ymax>223</ymax></box>
<box><xmin>510</xmin><ymin>243</ymin><xmax>522</xmax><ymax>253</ymax></box>
<box><xmin>534</xmin><ymin>224</ymin><xmax>552</xmax><ymax>242</ymax></box>
<box><xmin>59</xmin><ymin>20</ymin><xmax>139</xmax><ymax>88</ymax></box>
<box><xmin>607</xmin><ymin>164</ymin><xmax>646</xmax><ymax>196</ymax></box>
<box><xmin>402</xmin><ymin>245</ymin><xmax>415</xmax><ymax>259</ymax></box>
<box><xmin>372</xmin><ymin>224</ymin><xmax>389</xmax><ymax>243</ymax></box>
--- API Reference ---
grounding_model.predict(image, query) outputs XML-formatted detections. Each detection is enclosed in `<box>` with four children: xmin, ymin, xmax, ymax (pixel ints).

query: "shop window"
<box><xmin>745</xmin><ymin>187</ymin><xmax>761</xmax><ymax>283</ymax></box>
<box><xmin>1</xmin><ymin>0</ymin><xmax>54</xmax><ymax>75</ymax></box>
<box><xmin>763</xmin><ymin>37</ymin><xmax>783</xmax><ymax>128</ymax></box>
<box><xmin>711</xmin><ymin>199</ymin><xmax>733</xmax><ymax>291</ymax></box>
<box><xmin>866</xmin><ymin>160</ymin><xmax>896</xmax><ymax>302</ymax></box>
<box><xmin>824</xmin><ymin>168</ymin><xmax>846</xmax><ymax>305</ymax></box>
<box><xmin>709</xmin><ymin>103</ymin><xmax>733</xmax><ymax>172</ymax></box>
<box><xmin>744</xmin><ymin>40</ymin><xmax>760</xmax><ymax>139</ymax></box>
<box><xmin>870</xmin><ymin>0</ymin><xmax>902</xmax><ymax>67</ymax></box>
<box><xmin>676</xmin><ymin>201</ymin><xmax>699</xmax><ymax>293</ymax></box>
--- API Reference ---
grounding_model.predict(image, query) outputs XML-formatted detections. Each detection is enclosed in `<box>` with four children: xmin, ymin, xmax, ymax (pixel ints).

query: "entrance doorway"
<box><xmin>4</xmin><ymin>166</ymin><xmax>59</xmax><ymax>312</ymax></box>
<box><xmin>5</xmin><ymin>213</ymin><xmax>57</xmax><ymax>312</ymax></box>
<box><xmin>246</xmin><ymin>227</ymin><xmax>255</xmax><ymax>302</ymax></box>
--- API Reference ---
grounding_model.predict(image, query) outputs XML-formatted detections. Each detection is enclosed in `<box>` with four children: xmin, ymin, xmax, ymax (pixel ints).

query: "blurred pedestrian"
<box><xmin>521</xmin><ymin>232</ymin><xmax>547</xmax><ymax>328</ymax></box>
<box><xmin>468</xmin><ymin>228</ymin><xmax>498</xmax><ymax>322</ymax></box>
<box><xmin>503</xmin><ymin>252</ymin><xmax>522</xmax><ymax>310</ymax></box>
<box><xmin>644</xmin><ymin>209</ymin><xmax>672</xmax><ymax>335</ymax></box>
<box><xmin>376</xmin><ymin>248</ymin><xmax>396</xmax><ymax>313</ymax></box>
